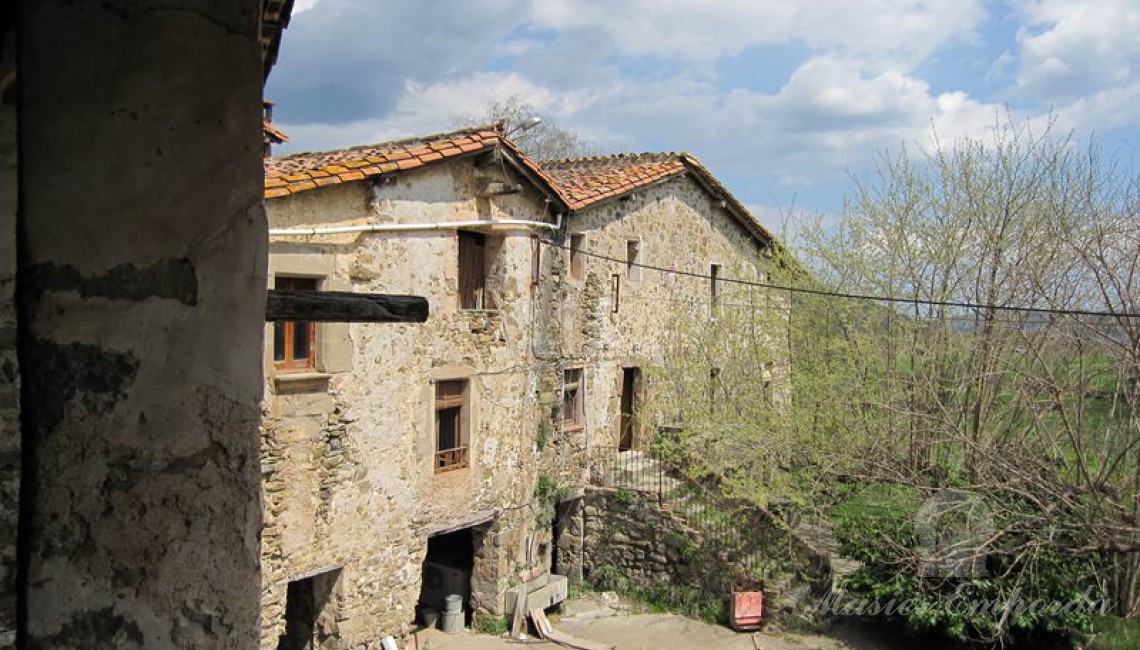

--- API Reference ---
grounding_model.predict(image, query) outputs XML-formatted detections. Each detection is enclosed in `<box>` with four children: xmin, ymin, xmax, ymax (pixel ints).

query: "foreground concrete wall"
<box><xmin>18</xmin><ymin>1</ymin><xmax>266</xmax><ymax>646</ymax></box>
<box><xmin>262</xmin><ymin>161</ymin><xmax>558</xmax><ymax>647</ymax></box>
<box><xmin>0</xmin><ymin>23</ymin><xmax>16</xmax><ymax>647</ymax></box>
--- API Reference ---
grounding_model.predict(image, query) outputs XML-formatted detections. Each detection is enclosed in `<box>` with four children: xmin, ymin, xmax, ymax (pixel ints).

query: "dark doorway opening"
<box><xmin>419</xmin><ymin>527</ymin><xmax>476</xmax><ymax>627</ymax></box>
<box><xmin>277</xmin><ymin>568</ymin><xmax>342</xmax><ymax>650</ymax></box>
<box><xmin>619</xmin><ymin>367</ymin><xmax>640</xmax><ymax>451</ymax></box>
<box><xmin>552</xmin><ymin>500</ymin><xmax>574</xmax><ymax>576</ymax></box>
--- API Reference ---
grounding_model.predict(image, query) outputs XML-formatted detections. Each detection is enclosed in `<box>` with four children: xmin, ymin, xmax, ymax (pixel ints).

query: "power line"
<box><xmin>540</xmin><ymin>239</ymin><xmax>1140</xmax><ymax>320</ymax></box>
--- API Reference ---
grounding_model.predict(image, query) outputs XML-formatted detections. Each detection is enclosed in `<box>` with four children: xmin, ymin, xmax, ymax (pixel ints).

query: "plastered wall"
<box><xmin>17</xmin><ymin>1</ymin><xmax>267</xmax><ymax>647</ymax></box>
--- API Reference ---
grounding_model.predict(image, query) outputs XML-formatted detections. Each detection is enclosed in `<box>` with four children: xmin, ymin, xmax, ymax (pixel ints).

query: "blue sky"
<box><xmin>266</xmin><ymin>0</ymin><xmax>1140</xmax><ymax>233</ymax></box>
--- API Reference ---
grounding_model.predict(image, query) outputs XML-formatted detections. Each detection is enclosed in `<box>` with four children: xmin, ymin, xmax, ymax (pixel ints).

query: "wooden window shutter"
<box><xmin>458</xmin><ymin>231</ymin><xmax>486</xmax><ymax>310</ymax></box>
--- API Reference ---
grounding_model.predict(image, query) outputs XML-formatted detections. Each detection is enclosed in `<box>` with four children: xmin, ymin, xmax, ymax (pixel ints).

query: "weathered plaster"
<box><xmin>0</xmin><ymin>18</ymin><xmax>17</xmax><ymax>646</ymax></box>
<box><xmin>18</xmin><ymin>1</ymin><xmax>266</xmax><ymax>647</ymax></box>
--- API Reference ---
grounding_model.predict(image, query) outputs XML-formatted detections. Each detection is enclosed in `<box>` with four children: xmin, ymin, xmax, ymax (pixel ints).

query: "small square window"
<box><xmin>563</xmin><ymin>368</ymin><xmax>584</xmax><ymax>430</ymax></box>
<box><xmin>273</xmin><ymin>277</ymin><xmax>318</xmax><ymax>371</ymax></box>
<box><xmin>435</xmin><ymin>380</ymin><xmax>469</xmax><ymax>473</ymax></box>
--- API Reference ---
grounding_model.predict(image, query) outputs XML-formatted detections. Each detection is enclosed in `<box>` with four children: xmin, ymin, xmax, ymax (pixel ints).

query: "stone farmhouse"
<box><xmin>259</xmin><ymin>125</ymin><xmax>779</xmax><ymax>648</ymax></box>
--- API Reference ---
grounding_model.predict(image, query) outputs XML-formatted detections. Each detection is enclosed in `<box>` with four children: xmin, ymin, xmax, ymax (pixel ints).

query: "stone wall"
<box><xmin>259</xmin><ymin>148</ymin><xmax>789</xmax><ymax>646</ymax></box>
<box><xmin>260</xmin><ymin>159</ymin><xmax>564</xmax><ymax>647</ymax></box>
<box><xmin>565</xmin><ymin>487</ymin><xmax>831</xmax><ymax>621</ymax></box>
<box><xmin>17</xmin><ymin>1</ymin><xmax>266</xmax><ymax>646</ymax></box>
<box><xmin>556</xmin><ymin>176</ymin><xmax>770</xmax><ymax>456</ymax></box>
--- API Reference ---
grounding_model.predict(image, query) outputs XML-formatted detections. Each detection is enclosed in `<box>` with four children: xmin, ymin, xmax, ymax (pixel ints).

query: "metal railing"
<box><xmin>587</xmin><ymin>447</ymin><xmax>831</xmax><ymax>588</ymax></box>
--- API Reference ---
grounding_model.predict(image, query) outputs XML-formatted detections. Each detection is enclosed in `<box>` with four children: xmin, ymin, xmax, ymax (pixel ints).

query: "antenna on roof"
<box><xmin>505</xmin><ymin>116</ymin><xmax>543</xmax><ymax>137</ymax></box>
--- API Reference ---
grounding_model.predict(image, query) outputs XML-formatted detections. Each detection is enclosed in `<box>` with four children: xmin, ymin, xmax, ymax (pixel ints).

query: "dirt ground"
<box><xmin>404</xmin><ymin>596</ymin><xmax>913</xmax><ymax>650</ymax></box>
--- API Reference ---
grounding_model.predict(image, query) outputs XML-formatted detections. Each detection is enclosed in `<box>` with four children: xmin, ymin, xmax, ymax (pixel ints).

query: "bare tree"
<box><xmin>451</xmin><ymin>95</ymin><xmax>595</xmax><ymax>161</ymax></box>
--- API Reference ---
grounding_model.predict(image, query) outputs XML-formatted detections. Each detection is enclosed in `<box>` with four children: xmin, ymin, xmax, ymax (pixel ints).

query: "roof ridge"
<box><xmin>267</xmin><ymin>123</ymin><xmax>501</xmax><ymax>162</ymax></box>
<box><xmin>539</xmin><ymin>151</ymin><xmax>681</xmax><ymax>168</ymax></box>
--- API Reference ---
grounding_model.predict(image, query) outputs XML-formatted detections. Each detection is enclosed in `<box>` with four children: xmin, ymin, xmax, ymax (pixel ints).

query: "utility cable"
<box><xmin>539</xmin><ymin>239</ymin><xmax>1140</xmax><ymax>320</ymax></box>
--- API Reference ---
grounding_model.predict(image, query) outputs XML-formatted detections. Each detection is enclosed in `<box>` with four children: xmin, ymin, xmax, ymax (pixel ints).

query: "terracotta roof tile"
<box><xmin>263</xmin><ymin>120</ymin><xmax>290</xmax><ymax>144</ymax></box>
<box><xmin>263</xmin><ymin>126</ymin><xmax>501</xmax><ymax>198</ymax></box>
<box><xmin>542</xmin><ymin>152</ymin><xmax>774</xmax><ymax>245</ymax></box>
<box><xmin>541</xmin><ymin>153</ymin><xmax>686</xmax><ymax>211</ymax></box>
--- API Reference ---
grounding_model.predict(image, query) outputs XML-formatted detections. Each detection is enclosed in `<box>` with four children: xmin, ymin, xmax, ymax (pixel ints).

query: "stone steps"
<box><xmin>792</xmin><ymin>516</ymin><xmax>863</xmax><ymax>588</ymax></box>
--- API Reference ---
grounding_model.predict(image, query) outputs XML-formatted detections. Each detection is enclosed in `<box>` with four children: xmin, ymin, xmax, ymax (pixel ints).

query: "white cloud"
<box><xmin>268</xmin><ymin>1</ymin><xmax>1140</xmax><ymax>217</ymax></box>
<box><xmin>1010</xmin><ymin>0</ymin><xmax>1140</xmax><ymax>100</ymax></box>
<box><xmin>527</xmin><ymin>0</ymin><xmax>986</xmax><ymax>64</ymax></box>
<box><xmin>277</xmin><ymin>73</ymin><xmax>564</xmax><ymax>152</ymax></box>
<box><xmin>292</xmin><ymin>0</ymin><xmax>323</xmax><ymax>14</ymax></box>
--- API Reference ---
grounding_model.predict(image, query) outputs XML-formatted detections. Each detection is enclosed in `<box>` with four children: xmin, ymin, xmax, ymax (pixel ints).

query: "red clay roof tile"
<box><xmin>263</xmin><ymin>126</ymin><xmax>501</xmax><ymax>198</ymax></box>
<box><xmin>541</xmin><ymin>153</ymin><xmax>686</xmax><ymax>211</ymax></box>
<box><xmin>396</xmin><ymin>158</ymin><xmax>421</xmax><ymax>171</ymax></box>
<box><xmin>541</xmin><ymin>152</ymin><xmax>773</xmax><ymax>244</ymax></box>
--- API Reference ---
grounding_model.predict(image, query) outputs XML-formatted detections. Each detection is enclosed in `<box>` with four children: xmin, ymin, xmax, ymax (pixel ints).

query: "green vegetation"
<box><xmin>589</xmin><ymin>565</ymin><xmax>723</xmax><ymax>624</ymax></box>
<box><xmin>535</xmin><ymin>473</ymin><xmax>558</xmax><ymax>501</ymax></box>
<box><xmin>653</xmin><ymin>118</ymin><xmax>1140</xmax><ymax>646</ymax></box>
<box><xmin>474</xmin><ymin>613</ymin><xmax>509</xmax><ymax>636</ymax></box>
<box><xmin>667</xmin><ymin>529</ymin><xmax>705</xmax><ymax>562</ymax></box>
<box><xmin>536</xmin><ymin>420</ymin><xmax>550</xmax><ymax>452</ymax></box>
<box><xmin>1089</xmin><ymin>616</ymin><xmax>1140</xmax><ymax>650</ymax></box>
<box><xmin>831</xmin><ymin>483</ymin><xmax>1103</xmax><ymax>644</ymax></box>
<box><xmin>534</xmin><ymin>472</ymin><xmax>568</xmax><ymax>526</ymax></box>
<box><xmin>614</xmin><ymin>487</ymin><xmax>635</xmax><ymax>504</ymax></box>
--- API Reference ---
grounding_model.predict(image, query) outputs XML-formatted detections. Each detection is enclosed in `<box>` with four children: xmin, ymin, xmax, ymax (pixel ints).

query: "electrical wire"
<box><xmin>539</xmin><ymin>239</ymin><xmax>1140</xmax><ymax>320</ymax></box>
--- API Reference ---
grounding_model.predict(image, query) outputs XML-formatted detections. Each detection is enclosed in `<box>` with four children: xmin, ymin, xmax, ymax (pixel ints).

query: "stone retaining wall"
<box><xmin>560</xmin><ymin>487</ymin><xmax>831</xmax><ymax>621</ymax></box>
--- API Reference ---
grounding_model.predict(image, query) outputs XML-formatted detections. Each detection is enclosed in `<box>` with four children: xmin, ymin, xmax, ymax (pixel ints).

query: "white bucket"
<box><xmin>440</xmin><ymin>610</ymin><xmax>464</xmax><ymax>634</ymax></box>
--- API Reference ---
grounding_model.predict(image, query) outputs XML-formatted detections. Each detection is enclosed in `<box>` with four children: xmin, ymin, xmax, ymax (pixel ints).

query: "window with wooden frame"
<box><xmin>458</xmin><ymin>231</ymin><xmax>487</xmax><ymax>310</ymax></box>
<box><xmin>569</xmin><ymin>233</ymin><xmax>586</xmax><ymax>280</ymax></box>
<box><xmin>434</xmin><ymin>380</ymin><xmax>469</xmax><ymax>473</ymax></box>
<box><xmin>273</xmin><ymin>276</ymin><xmax>318</xmax><ymax>371</ymax></box>
<box><xmin>562</xmin><ymin>368</ymin><xmax>584</xmax><ymax>431</ymax></box>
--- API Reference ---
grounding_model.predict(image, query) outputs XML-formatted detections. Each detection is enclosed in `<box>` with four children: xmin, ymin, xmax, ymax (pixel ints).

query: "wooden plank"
<box><xmin>528</xmin><ymin>609</ymin><xmax>614</xmax><ymax>650</ymax></box>
<box><xmin>266</xmin><ymin>289</ymin><xmax>428</xmax><ymax>323</ymax></box>
<box><xmin>510</xmin><ymin>585</ymin><xmax>527</xmax><ymax>638</ymax></box>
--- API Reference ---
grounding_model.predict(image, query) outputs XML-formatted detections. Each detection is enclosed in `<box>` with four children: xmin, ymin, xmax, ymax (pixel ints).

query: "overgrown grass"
<box><xmin>1089</xmin><ymin>616</ymin><xmax>1140</xmax><ymax>650</ymax></box>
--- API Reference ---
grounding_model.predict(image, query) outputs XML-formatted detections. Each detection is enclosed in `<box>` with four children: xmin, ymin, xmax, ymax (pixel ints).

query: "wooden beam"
<box><xmin>266</xmin><ymin>290</ymin><xmax>428</xmax><ymax>323</ymax></box>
